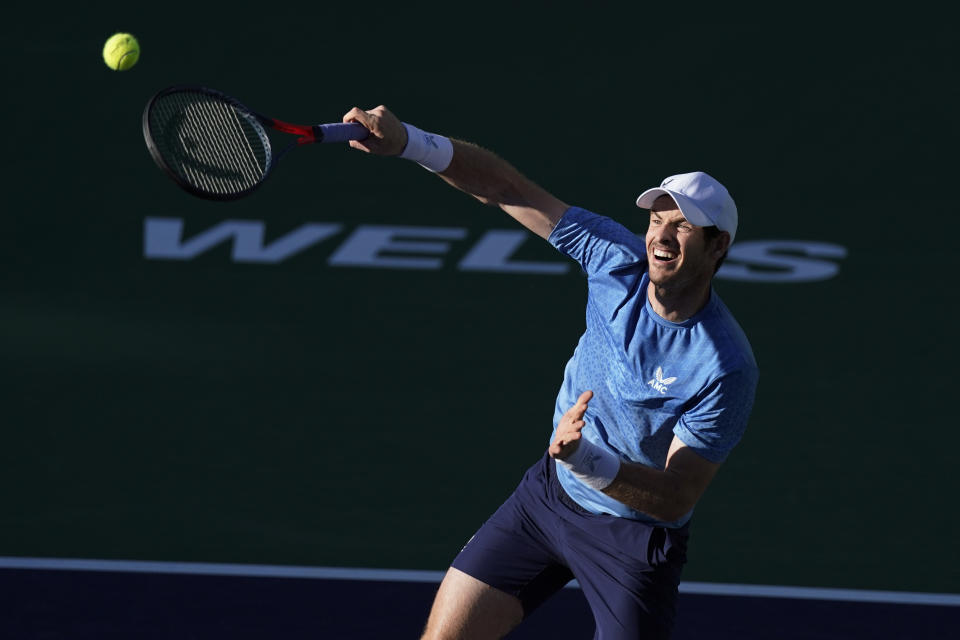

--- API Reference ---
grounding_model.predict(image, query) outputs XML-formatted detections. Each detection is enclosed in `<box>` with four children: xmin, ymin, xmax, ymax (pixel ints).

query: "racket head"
<box><xmin>142</xmin><ymin>85</ymin><xmax>274</xmax><ymax>201</ymax></box>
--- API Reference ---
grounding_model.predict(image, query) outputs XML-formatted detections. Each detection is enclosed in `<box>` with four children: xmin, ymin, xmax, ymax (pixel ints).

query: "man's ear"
<box><xmin>712</xmin><ymin>231</ymin><xmax>731</xmax><ymax>259</ymax></box>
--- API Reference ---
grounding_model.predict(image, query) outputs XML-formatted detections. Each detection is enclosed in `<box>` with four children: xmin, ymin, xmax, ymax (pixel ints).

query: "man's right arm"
<box><xmin>342</xmin><ymin>105</ymin><xmax>569</xmax><ymax>241</ymax></box>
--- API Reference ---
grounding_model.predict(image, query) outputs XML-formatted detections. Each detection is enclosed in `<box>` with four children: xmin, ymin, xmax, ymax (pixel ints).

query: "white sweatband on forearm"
<box><xmin>399</xmin><ymin>123</ymin><xmax>454</xmax><ymax>173</ymax></box>
<box><xmin>556</xmin><ymin>438</ymin><xmax>621</xmax><ymax>491</ymax></box>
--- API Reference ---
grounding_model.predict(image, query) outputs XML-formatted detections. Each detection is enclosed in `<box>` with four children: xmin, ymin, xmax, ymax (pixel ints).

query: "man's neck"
<box><xmin>646</xmin><ymin>280</ymin><xmax>712</xmax><ymax>323</ymax></box>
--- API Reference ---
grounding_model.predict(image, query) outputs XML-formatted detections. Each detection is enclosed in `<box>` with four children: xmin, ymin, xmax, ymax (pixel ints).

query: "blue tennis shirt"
<box><xmin>547</xmin><ymin>207</ymin><xmax>758</xmax><ymax>527</ymax></box>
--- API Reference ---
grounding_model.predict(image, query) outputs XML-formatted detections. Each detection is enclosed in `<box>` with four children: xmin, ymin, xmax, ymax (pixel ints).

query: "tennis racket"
<box><xmin>142</xmin><ymin>85</ymin><xmax>369</xmax><ymax>201</ymax></box>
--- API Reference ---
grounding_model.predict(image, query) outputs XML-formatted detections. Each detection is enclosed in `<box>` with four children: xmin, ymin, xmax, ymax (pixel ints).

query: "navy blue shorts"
<box><xmin>452</xmin><ymin>453</ymin><xmax>689</xmax><ymax>640</ymax></box>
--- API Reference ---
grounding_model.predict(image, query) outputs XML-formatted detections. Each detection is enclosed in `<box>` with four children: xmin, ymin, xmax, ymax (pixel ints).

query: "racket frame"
<box><xmin>142</xmin><ymin>85</ymin><xmax>354</xmax><ymax>201</ymax></box>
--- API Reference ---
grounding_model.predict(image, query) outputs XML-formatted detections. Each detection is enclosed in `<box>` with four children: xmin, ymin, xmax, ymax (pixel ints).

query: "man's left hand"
<box><xmin>549</xmin><ymin>390</ymin><xmax>594</xmax><ymax>460</ymax></box>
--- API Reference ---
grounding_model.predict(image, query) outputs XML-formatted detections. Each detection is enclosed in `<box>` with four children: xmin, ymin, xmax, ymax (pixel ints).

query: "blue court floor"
<box><xmin>3</xmin><ymin>558</ymin><xmax>959</xmax><ymax>639</ymax></box>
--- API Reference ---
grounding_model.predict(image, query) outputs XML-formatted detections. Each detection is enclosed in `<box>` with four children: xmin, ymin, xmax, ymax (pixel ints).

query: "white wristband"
<box><xmin>399</xmin><ymin>123</ymin><xmax>454</xmax><ymax>173</ymax></box>
<box><xmin>556</xmin><ymin>438</ymin><xmax>620</xmax><ymax>491</ymax></box>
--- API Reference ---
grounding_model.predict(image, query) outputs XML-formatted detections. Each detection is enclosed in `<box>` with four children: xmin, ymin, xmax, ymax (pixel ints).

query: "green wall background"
<box><xmin>3</xmin><ymin>9</ymin><xmax>958</xmax><ymax>594</ymax></box>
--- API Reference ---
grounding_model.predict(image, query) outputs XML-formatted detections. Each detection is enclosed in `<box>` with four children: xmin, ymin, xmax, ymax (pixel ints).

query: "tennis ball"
<box><xmin>102</xmin><ymin>33</ymin><xmax>140</xmax><ymax>71</ymax></box>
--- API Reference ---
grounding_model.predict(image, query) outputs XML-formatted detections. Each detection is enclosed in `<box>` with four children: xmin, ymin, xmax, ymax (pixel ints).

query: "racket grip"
<box><xmin>316</xmin><ymin>122</ymin><xmax>370</xmax><ymax>143</ymax></box>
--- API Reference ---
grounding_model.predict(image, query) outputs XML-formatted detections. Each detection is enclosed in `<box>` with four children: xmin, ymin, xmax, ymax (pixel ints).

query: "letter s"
<box><xmin>718</xmin><ymin>240</ymin><xmax>847</xmax><ymax>283</ymax></box>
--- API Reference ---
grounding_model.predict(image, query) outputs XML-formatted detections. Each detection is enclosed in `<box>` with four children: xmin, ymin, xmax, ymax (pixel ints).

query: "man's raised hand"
<box><xmin>342</xmin><ymin>105</ymin><xmax>407</xmax><ymax>156</ymax></box>
<box><xmin>549</xmin><ymin>390</ymin><xmax>594</xmax><ymax>460</ymax></box>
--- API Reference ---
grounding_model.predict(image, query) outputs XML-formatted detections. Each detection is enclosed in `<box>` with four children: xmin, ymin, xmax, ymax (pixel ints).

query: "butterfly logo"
<box><xmin>582</xmin><ymin>447</ymin><xmax>604</xmax><ymax>473</ymax></box>
<box><xmin>647</xmin><ymin>366</ymin><xmax>677</xmax><ymax>395</ymax></box>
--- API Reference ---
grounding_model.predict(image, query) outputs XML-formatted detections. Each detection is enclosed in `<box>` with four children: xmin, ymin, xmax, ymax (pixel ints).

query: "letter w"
<box><xmin>144</xmin><ymin>217</ymin><xmax>342</xmax><ymax>263</ymax></box>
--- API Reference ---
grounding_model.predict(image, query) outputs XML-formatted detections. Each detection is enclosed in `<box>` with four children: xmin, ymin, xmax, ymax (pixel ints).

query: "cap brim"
<box><xmin>635</xmin><ymin>188</ymin><xmax>713</xmax><ymax>227</ymax></box>
<box><xmin>635</xmin><ymin>188</ymin><xmax>669</xmax><ymax>209</ymax></box>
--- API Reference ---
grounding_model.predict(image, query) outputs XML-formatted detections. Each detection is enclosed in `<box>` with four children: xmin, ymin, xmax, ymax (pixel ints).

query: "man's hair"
<box><xmin>702</xmin><ymin>226</ymin><xmax>728</xmax><ymax>274</ymax></box>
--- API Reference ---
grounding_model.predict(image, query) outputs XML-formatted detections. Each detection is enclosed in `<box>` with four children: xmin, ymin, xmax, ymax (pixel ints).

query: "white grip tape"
<box><xmin>556</xmin><ymin>438</ymin><xmax>621</xmax><ymax>491</ymax></box>
<box><xmin>399</xmin><ymin>123</ymin><xmax>454</xmax><ymax>173</ymax></box>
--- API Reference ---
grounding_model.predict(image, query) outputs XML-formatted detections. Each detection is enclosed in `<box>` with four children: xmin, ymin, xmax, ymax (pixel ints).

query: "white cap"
<box><xmin>636</xmin><ymin>171</ymin><xmax>738</xmax><ymax>243</ymax></box>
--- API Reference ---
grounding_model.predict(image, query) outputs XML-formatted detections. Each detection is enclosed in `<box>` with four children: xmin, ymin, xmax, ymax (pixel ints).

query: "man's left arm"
<box><xmin>602</xmin><ymin>437</ymin><xmax>720</xmax><ymax>523</ymax></box>
<box><xmin>550</xmin><ymin>390</ymin><xmax>721</xmax><ymax>523</ymax></box>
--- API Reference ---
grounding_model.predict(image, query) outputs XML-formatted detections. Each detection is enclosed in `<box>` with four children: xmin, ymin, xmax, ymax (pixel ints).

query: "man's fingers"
<box><xmin>549</xmin><ymin>431</ymin><xmax>581</xmax><ymax>458</ymax></box>
<box><xmin>556</xmin><ymin>419</ymin><xmax>585</xmax><ymax>440</ymax></box>
<box><xmin>563</xmin><ymin>391</ymin><xmax>593</xmax><ymax>423</ymax></box>
<box><xmin>343</xmin><ymin>107</ymin><xmax>383</xmax><ymax>137</ymax></box>
<box><xmin>342</xmin><ymin>106</ymin><xmax>365</xmax><ymax>124</ymax></box>
<box><xmin>341</xmin><ymin>104</ymin><xmax>405</xmax><ymax>156</ymax></box>
<box><xmin>343</xmin><ymin>106</ymin><xmax>376</xmax><ymax>125</ymax></box>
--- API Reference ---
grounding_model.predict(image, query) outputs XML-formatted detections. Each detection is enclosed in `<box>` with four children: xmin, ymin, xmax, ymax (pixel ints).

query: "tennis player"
<box><xmin>344</xmin><ymin>106</ymin><xmax>759</xmax><ymax>640</ymax></box>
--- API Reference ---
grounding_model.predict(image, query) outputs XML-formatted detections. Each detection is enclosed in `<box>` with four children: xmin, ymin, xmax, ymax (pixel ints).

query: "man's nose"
<box><xmin>650</xmin><ymin>224</ymin><xmax>676</xmax><ymax>243</ymax></box>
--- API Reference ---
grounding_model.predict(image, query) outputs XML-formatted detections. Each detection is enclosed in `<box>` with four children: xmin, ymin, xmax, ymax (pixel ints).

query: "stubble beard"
<box><xmin>648</xmin><ymin>258</ymin><xmax>713</xmax><ymax>308</ymax></box>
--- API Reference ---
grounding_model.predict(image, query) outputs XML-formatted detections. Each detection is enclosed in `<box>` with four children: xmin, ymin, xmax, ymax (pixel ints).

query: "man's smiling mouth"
<box><xmin>653</xmin><ymin>249</ymin><xmax>678</xmax><ymax>262</ymax></box>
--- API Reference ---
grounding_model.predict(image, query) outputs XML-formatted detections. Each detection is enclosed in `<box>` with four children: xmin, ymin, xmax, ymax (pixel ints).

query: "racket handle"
<box><xmin>316</xmin><ymin>122</ymin><xmax>370</xmax><ymax>143</ymax></box>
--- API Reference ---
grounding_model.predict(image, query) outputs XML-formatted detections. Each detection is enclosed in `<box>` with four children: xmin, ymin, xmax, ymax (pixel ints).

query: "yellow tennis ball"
<box><xmin>103</xmin><ymin>33</ymin><xmax>140</xmax><ymax>71</ymax></box>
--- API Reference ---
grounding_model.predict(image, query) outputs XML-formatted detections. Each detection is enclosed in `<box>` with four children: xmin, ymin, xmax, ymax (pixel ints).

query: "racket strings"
<box><xmin>180</xmin><ymin>101</ymin><xmax>263</xmax><ymax>190</ymax></box>
<box><xmin>148</xmin><ymin>91</ymin><xmax>271</xmax><ymax>198</ymax></box>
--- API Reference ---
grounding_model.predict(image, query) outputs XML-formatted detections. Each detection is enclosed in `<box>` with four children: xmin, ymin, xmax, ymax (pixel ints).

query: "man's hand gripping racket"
<box><xmin>142</xmin><ymin>85</ymin><xmax>371</xmax><ymax>201</ymax></box>
<box><xmin>341</xmin><ymin>106</ymin><xmax>408</xmax><ymax>156</ymax></box>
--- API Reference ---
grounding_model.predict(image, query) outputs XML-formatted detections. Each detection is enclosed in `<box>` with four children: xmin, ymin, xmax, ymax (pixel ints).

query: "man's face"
<box><xmin>645</xmin><ymin>195</ymin><xmax>721</xmax><ymax>290</ymax></box>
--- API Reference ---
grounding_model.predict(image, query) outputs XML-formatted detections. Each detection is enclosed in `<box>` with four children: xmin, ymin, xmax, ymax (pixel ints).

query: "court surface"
<box><xmin>4</xmin><ymin>557</ymin><xmax>959</xmax><ymax>638</ymax></box>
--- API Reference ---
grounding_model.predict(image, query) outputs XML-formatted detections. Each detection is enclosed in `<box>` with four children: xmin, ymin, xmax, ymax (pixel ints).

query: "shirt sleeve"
<box><xmin>673</xmin><ymin>368</ymin><xmax>758</xmax><ymax>463</ymax></box>
<box><xmin>548</xmin><ymin>207</ymin><xmax>647</xmax><ymax>276</ymax></box>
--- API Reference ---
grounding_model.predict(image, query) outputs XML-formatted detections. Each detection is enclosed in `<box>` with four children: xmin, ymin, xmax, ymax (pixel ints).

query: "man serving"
<box><xmin>343</xmin><ymin>105</ymin><xmax>758</xmax><ymax>640</ymax></box>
